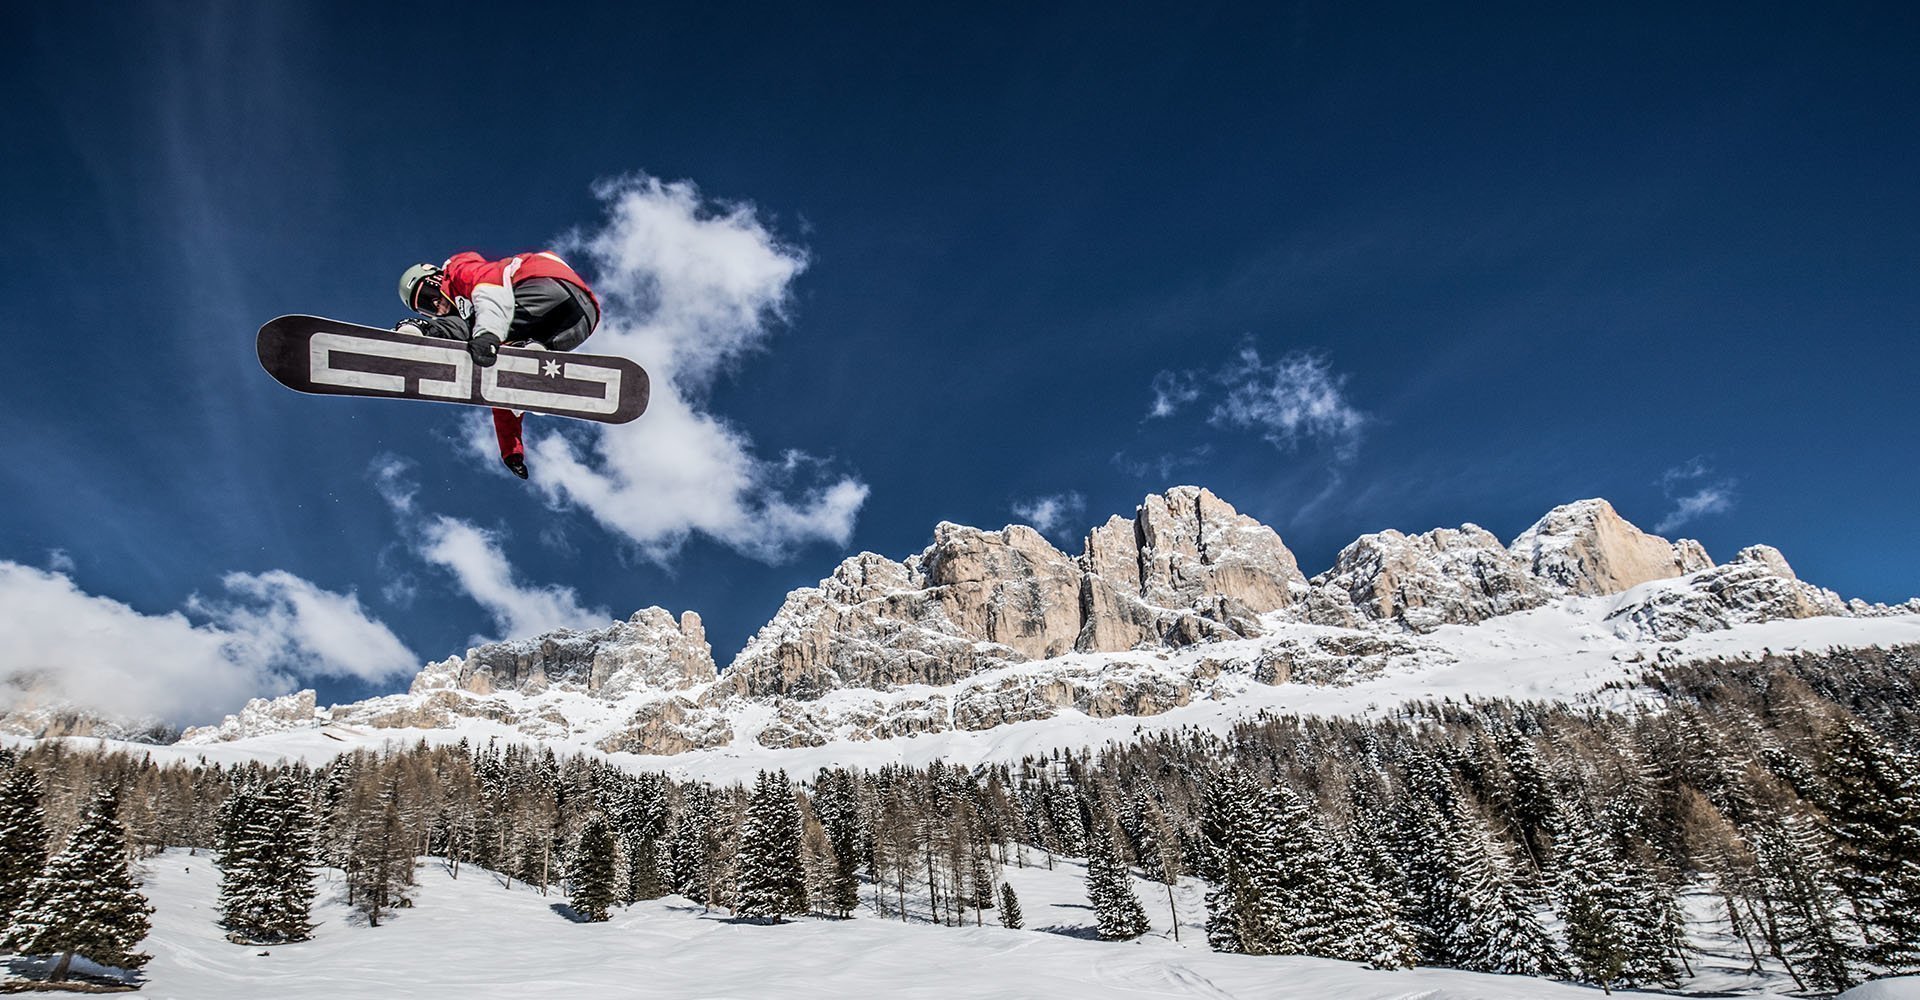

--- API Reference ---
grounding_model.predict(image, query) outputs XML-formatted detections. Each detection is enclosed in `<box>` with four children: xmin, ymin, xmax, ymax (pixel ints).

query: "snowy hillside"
<box><xmin>118</xmin><ymin>598</ymin><xmax>1920</xmax><ymax>787</ymax></box>
<box><xmin>20</xmin><ymin>850</ymin><xmax>1915</xmax><ymax>1000</ymax></box>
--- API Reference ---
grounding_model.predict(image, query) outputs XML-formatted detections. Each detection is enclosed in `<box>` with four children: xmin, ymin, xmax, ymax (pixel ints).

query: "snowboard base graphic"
<box><xmin>256</xmin><ymin>315</ymin><xmax>648</xmax><ymax>424</ymax></box>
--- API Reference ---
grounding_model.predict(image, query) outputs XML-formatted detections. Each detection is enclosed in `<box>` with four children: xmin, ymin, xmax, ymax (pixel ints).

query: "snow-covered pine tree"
<box><xmin>0</xmin><ymin>763</ymin><xmax>50</xmax><ymax>930</ymax></box>
<box><xmin>998</xmin><ymin>881</ymin><xmax>1024</xmax><ymax>929</ymax></box>
<box><xmin>568</xmin><ymin>813</ymin><xmax>619</xmax><ymax>921</ymax></box>
<box><xmin>1819</xmin><ymin>720</ymin><xmax>1920</xmax><ymax>974</ymax></box>
<box><xmin>809</xmin><ymin>769</ymin><xmax>864</xmax><ymax>918</ymax></box>
<box><xmin>263</xmin><ymin>776</ymin><xmax>320</xmax><ymax>943</ymax></box>
<box><xmin>667</xmin><ymin>784</ymin><xmax>715</xmax><ymax>902</ymax></box>
<box><xmin>1752</xmin><ymin>813</ymin><xmax>1856</xmax><ymax>993</ymax></box>
<box><xmin>735</xmin><ymin>770</ymin><xmax>805</xmax><ymax>923</ymax></box>
<box><xmin>1552</xmin><ymin>804</ymin><xmax>1681</xmax><ymax>992</ymax></box>
<box><xmin>216</xmin><ymin>782</ymin><xmax>273</xmax><ymax>940</ymax></box>
<box><xmin>3</xmin><ymin>790</ymin><xmax>153</xmax><ymax>983</ymax></box>
<box><xmin>1258</xmin><ymin>784</ymin><xmax>1349</xmax><ymax>957</ymax></box>
<box><xmin>1200</xmin><ymin>771</ymin><xmax>1267</xmax><ymax>954</ymax></box>
<box><xmin>1086</xmin><ymin>821</ymin><xmax>1151</xmax><ymax>940</ymax></box>
<box><xmin>1439</xmin><ymin>801</ymin><xmax>1563</xmax><ymax>977</ymax></box>
<box><xmin>1321</xmin><ymin>825</ymin><xmax>1415</xmax><ymax>969</ymax></box>
<box><xmin>621</xmin><ymin>833</ymin><xmax>665</xmax><ymax>903</ymax></box>
<box><xmin>215</xmin><ymin>776</ymin><xmax>318</xmax><ymax>944</ymax></box>
<box><xmin>1493</xmin><ymin>724</ymin><xmax>1555</xmax><ymax>869</ymax></box>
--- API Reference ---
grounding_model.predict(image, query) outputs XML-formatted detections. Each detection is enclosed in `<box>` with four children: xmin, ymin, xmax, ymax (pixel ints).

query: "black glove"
<box><xmin>467</xmin><ymin>332</ymin><xmax>501</xmax><ymax>367</ymax></box>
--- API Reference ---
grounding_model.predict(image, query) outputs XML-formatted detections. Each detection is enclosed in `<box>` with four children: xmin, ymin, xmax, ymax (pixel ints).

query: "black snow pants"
<box><xmin>405</xmin><ymin>277</ymin><xmax>600</xmax><ymax>352</ymax></box>
<box><xmin>505</xmin><ymin>277</ymin><xmax>600</xmax><ymax>352</ymax></box>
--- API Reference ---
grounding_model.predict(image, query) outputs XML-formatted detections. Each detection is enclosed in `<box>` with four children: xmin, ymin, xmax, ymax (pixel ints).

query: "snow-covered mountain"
<box><xmin>152</xmin><ymin>488</ymin><xmax>1919</xmax><ymax>774</ymax></box>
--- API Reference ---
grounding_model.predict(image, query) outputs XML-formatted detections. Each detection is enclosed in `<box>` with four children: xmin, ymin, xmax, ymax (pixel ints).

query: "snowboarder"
<box><xmin>396</xmin><ymin>250</ymin><xmax>602</xmax><ymax>479</ymax></box>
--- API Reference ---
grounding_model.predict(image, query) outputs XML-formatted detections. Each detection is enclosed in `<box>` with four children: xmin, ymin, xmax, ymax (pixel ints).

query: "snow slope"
<box><xmin>6</xmin><ymin>849</ymin><xmax>1860</xmax><ymax>1000</ymax></box>
<box><xmin>40</xmin><ymin>605</ymin><xmax>1920</xmax><ymax>788</ymax></box>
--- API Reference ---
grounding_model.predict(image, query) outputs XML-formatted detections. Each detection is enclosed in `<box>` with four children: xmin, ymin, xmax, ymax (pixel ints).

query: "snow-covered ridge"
<box><xmin>153</xmin><ymin>489</ymin><xmax>1920</xmax><ymax>765</ymax></box>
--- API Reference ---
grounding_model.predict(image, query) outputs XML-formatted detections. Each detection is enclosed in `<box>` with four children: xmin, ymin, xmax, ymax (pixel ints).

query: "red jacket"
<box><xmin>440</xmin><ymin>251</ymin><xmax>601</xmax><ymax>339</ymax></box>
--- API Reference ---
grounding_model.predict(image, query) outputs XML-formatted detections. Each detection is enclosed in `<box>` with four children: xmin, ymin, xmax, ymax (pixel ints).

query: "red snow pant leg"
<box><xmin>491</xmin><ymin>408</ymin><xmax>525</xmax><ymax>462</ymax></box>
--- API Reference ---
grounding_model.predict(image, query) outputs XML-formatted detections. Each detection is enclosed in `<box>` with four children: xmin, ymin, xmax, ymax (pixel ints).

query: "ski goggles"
<box><xmin>409</xmin><ymin>275</ymin><xmax>448</xmax><ymax>314</ymax></box>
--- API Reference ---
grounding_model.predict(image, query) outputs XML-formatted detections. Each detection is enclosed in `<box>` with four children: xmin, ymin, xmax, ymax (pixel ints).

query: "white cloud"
<box><xmin>45</xmin><ymin>549</ymin><xmax>75</xmax><ymax>574</ymax></box>
<box><xmin>195</xmin><ymin>571</ymin><xmax>418</xmax><ymax>684</ymax></box>
<box><xmin>524</xmin><ymin>174</ymin><xmax>867</xmax><ymax>562</ymax></box>
<box><xmin>1655</xmin><ymin>488</ymin><xmax>1735</xmax><ymax>533</ymax></box>
<box><xmin>370</xmin><ymin>455</ymin><xmax>417</xmax><ymax>515</ymax></box>
<box><xmin>1654</xmin><ymin>459</ymin><xmax>1738</xmax><ymax>533</ymax></box>
<box><xmin>1144</xmin><ymin>344</ymin><xmax>1367</xmax><ymax>461</ymax></box>
<box><xmin>1146</xmin><ymin>371</ymin><xmax>1201</xmax><ymax>419</ymax></box>
<box><xmin>1011</xmin><ymin>493</ymin><xmax>1087</xmax><ymax>539</ymax></box>
<box><xmin>416</xmin><ymin>516</ymin><xmax>609</xmax><ymax>639</ymax></box>
<box><xmin>371</xmin><ymin>458</ymin><xmax>608</xmax><ymax>641</ymax></box>
<box><xmin>1210</xmin><ymin>347</ymin><xmax>1367</xmax><ymax>455</ymax></box>
<box><xmin>0</xmin><ymin>563</ymin><xmax>415</xmax><ymax>727</ymax></box>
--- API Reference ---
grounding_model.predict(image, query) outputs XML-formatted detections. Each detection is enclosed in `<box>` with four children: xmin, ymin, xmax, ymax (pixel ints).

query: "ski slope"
<box><xmin>19</xmin><ymin>849</ymin><xmax>1917</xmax><ymax>999</ymax></box>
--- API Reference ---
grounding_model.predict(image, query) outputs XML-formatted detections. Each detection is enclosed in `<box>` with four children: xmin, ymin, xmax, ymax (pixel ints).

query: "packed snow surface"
<box><xmin>2</xmin><ymin>850</ymin><xmax>1841</xmax><ymax>1000</ymax></box>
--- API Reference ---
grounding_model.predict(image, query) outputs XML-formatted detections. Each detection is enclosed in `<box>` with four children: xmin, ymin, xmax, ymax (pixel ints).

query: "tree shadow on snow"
<box><xmin>549</xmin><ymin>903</ymin><xmax>593</xmax><ymax>924</ymax></box>
<box><xmin>1033</xmin><ymin>923</ymin><xmax>1103</xmax><ymax>941</ymax></box>
<box><xmin>3</xmin><ymin>955</ymin><xmax>142</xmax><ymax>992</ymax></box>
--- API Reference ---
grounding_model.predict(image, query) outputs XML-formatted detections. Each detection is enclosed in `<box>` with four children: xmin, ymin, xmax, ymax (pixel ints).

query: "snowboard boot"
<box><xmin>503</xmin><ymin>453</ymin><xmax>529</xmax><ymax>479</ymax></box>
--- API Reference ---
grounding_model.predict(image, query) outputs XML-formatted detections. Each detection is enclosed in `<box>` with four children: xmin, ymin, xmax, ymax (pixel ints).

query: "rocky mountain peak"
<box><xmin>411</xmin><ymin>606</ymin><xmax>716</xmax><ymax>698</ymax></box>
<box><xmin>1312</xmin><ymin>522</ymin><xmax>1549</xmax><ymax>632</ymax></box>
<box><xmin>1509</xmin><ymin>498</ymin><xmax>1713</xmax><ymax>596</ymax></box>
<box><xmin>1125</xmin><ymin>485</ymin><xmax>1306</xmax><ymax>612</ymax></box>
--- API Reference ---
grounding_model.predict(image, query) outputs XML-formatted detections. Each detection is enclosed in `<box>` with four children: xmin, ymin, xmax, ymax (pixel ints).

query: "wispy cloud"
<box><xmin>1654</xmin><ymin>458</ymin><xmax>1737</xmax><ymax>533</ymax></box>
<box><xmin>372</xmin><ymin>457</ymin><xmax>609</xmax><ymax>641</ymax></box>
<box><xmin>45</xmin><ymin>549</ymin><xmax>75</xmax><ymax>574</ymax></box>
<box><xmin>0</xmin><ymin>562</ymin><xmax>414</xmax><ymax>727</ymax></box>
<box><xmin>1011</xmin><ymin>492</ymin><xmax>1087</xmax><ymax>540</ymax></box>
<box><xmin>1209</xmin><ymin>346</ymin><xmax>1367</xmax><ymax>456</ymax></box>
<box><xmin>416</xmin><ymin>517</ymin><xmax>608</xmax><ymax>639</ymax></box>
<box><xmin>1110</xmin><ymin>445</ymin><xmax>1213</xmax><ymax>480</ymax></box>
<box><xmin>193</xmin><ymin>571</ymin><xmax>420</xmax><ymax>685</ymax></box>
<box><xmin>521</xmin><ymin>174</ymin><xmax>868</xmax><ymax>563</ymax></box>
<box><xmin>1147</xmin><ymin>371</ymin><xmax>1202</xmax><ymax>419</ymax></box>
<box><xmin>1144</xmin><ymin>342</ymin><xmax>1368</xmax><ymax>460</ymax></box>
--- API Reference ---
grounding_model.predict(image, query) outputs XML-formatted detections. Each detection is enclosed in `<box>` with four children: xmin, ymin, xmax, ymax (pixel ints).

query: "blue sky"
<box><xmin>4</xmin><ymin>3</ymin><xmax>1916</xmax><ymax>725</ymax></box>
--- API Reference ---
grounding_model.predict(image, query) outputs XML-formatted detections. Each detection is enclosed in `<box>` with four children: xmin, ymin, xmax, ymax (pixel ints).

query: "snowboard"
<box><xmin>257</xmin><ymin>315</ymin><xmax>648</xmax><ymax>424</ymax></box>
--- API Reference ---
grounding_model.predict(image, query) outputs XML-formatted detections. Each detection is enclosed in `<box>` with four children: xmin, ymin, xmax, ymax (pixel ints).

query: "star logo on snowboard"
<box><xmin>542</xmin><ymin>360</ymin><xmax>562</xmax><ymax>378</ymax></box>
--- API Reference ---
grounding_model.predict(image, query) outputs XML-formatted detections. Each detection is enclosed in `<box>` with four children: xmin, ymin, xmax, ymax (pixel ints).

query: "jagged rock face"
<box><xmin>1607</xmin><ymin>545</ymin><xmax>1851</xmax><ymax>641</ymax></box>
<box><xmin>179</xmin><ymin>690</ymin><xmax>319</xmax><ymax>744</ymax></box>
<box><xmin>1510</xmin><ymin>499</ymin><xmax>1712</xmax><ymax>596</ymax></box>
<box><xmin>916</xmin><ymin>523</ymin><xmax>1085</xmax><ymax>660</ymax></box>
<box><xmin>1315</xmin><ymin>524</ymin><xmax>1549</xmax><ymax>632</ymax></box>
<box><xmin>595</xmin><ymin>698</ymin><xmax>734</xmax><ymax>756</ymax></box>
<box><xmin>951</xmin><ymin>662</ymin><xmax>1196</xmax><ymax>731</ymax></box>
<box><xmin>720</xmin><ymin>551</ymin><xmax>1009</xmax><ymax>700</ymax></box>
<box><xmin>1078</xmin><ymin>487</ymin><xmax>1305</xmax><ymax>650</ymax></box>
<box><xmin>1116</xmin><ymin>486</ymin><xmax>1306</xmax><ymax>615</ymax></box>
<box><xmin>413</xmin><ymin>608</ymin><xmax>716</xmax><ymax>698</ymax></box>
<box><xmin>724</xmin><ymin>487</ymin><xmax>1308</xmax><ymax>698</ymax></box>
